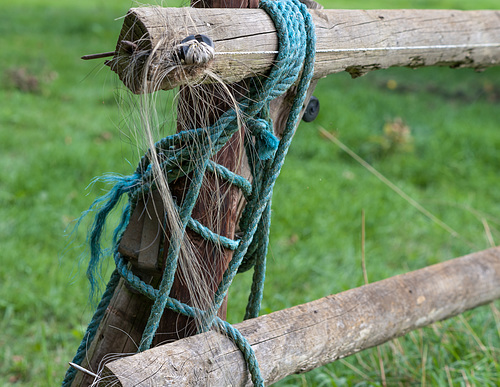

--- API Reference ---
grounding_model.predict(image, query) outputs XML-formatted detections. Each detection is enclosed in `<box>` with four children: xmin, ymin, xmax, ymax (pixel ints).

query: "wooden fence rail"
<box><xmin>102</xmin><ymin>247</ymin><xmax>500</xmax><ymax>386</ymax></box>
<box><xmin>107</xmin><ymin>8</ymin><xmax>500</xmax><ymax>92</ymax></box>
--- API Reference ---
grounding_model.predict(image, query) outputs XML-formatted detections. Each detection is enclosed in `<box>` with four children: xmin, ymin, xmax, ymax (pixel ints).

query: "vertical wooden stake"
<box><xmin>154</xmin><ymin>0</ymin><xmax>261</xmax><ymax>345</ymax></box>
<box><xmin>157</xmin><ymin>0</ymin><xmax>323</xmax><ymax>344</ymax></box>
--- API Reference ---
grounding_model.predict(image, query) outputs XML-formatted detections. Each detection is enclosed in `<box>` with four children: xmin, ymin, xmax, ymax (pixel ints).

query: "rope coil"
<box><xmin>63</xmin><ymin>0</ymin><xmax>316</xmax><ymax>385</ymax></box>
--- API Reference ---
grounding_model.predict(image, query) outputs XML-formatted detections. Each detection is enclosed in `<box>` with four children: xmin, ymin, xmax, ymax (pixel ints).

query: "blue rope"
<box><xmin>62</xmin><ymin>269</ymin><xmax>120</xmax><ymax>385</ymax></box>
<box><xmin>63</xmin><ymin>0</ymin><xmax>315</xmax><ymax>385</ymax></box>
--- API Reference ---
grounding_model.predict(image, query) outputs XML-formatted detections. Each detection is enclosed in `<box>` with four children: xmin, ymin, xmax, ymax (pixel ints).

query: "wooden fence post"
<box><xmin>71</xmin><ymin>1</ymin><xmax>319</xmax><ymax>385</ymax></box>
<box><xmin>153</xmin><ymin>0</ymin><xmax>260</xmax><ymax>345</ymax></box>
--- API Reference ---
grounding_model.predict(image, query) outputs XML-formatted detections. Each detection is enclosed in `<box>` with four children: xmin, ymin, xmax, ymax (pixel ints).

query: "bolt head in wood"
<box><xmin>302</xmin><ymin>96</ymin><xmax>320</xmax><ymax>122</ymax></box>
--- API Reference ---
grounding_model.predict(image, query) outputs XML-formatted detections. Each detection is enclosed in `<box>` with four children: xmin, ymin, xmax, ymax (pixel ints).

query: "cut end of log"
<box><xmin>106</xmin><ymin>8</ymin><xmax>215</xmax><ymax>94</ymax></box>
<box><xmin>105</xmin><ymin>9</ymin><xmax>151</xmax><ymax>93</ymax></box>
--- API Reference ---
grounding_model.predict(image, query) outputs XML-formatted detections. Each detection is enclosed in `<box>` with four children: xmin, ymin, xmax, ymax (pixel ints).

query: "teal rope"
<box><xmin>209</xmin><ymin>0</ymin><xmax>316</xmax><ymax>323</ymax></box>
<box><xmin>207</xmin><ymin>160</ymin><xmax>253</xmax><ymax>199</ymax></box>
<box><xmin>63</xmin><ymin>0</ymin><xmax>315</xmax><ymax>385</ymax></box>
<box><xmin>244</xmin><ymin>202</ymin><xmax>271</xmax><ymax>320</ymax></box>
<box><xmin>62</xmin><ymin>269</ymin><xmax>120</xmax><ymax>385</ymax></box>
<box><xmin>139</xmin><ymin>159</ymin><xmax>209</xmax><ymax>350</ymax></box>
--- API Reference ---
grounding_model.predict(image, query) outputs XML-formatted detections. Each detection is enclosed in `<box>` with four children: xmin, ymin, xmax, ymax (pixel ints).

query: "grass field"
<box><xmin>1</xmin><ymin>0</ymin><xmax>499</xmax><ymax>385</ymax></box>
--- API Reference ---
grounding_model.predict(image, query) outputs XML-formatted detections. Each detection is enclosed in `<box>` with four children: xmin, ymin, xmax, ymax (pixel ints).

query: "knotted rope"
<box><xmin>63</xmin><ymin>0</ymin><xmax>315</xmax><ymax>385</ymax></box>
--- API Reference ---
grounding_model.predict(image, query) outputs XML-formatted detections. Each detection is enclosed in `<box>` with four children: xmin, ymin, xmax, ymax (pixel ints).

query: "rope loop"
<box><xmin>63</xmin><ymin>1</ymin><xmax>316</xmax><ymax>385</ymax></box>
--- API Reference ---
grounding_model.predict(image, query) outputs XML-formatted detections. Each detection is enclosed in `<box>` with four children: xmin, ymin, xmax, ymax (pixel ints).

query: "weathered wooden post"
<box><xmin>71</xmin><ymin>1</ymin><xmax>257</xmax><ymax>384</ymax></box>
<box><xmin>151</xmin><ymin>0</ymin><xmax>262</xmax><ymax>344</ymax></box>
<box><xmin>70</xmin><ymin>1</ymin><xmax>320</xmax><ymax>385</ymax></box>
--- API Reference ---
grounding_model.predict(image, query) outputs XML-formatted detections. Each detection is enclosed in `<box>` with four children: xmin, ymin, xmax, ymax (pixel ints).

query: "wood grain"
<box><xmin>103</xmin><ymin>247</ymin><xmax>500</xmax><ymax>386</ymax></box>
<box><xmin>108</xmin><ymin>8</ymin><xmax>500</xmax><ymax>92</ymax></box>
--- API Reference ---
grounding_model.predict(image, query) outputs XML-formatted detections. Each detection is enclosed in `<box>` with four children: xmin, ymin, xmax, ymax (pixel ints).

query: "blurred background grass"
<box><xmin>1</xmin><ymin>0</ymin><xmax>499</xmax><ymax>385</ymax></box>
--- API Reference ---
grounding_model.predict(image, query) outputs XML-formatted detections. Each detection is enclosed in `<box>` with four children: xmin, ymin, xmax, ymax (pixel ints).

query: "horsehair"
<box><xmin>65</xmin><ymin>2</ymin><xmax>248</xmax><ymax>385</ymax></box>
<box><xmin>71</xmin><ymin>0</ymin><xmax>259</xmax><ymax>385</ymax></box>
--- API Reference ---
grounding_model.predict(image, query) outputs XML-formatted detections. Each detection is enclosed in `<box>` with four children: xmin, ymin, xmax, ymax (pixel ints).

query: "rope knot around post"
<box><xmin>63</xmin><ymin>0</ymin><xmax>316</xmax><ymax>385</ymax></box>
<box><xmin>247</xmin><ymin>117</ymin><xmax>279</xmax><ymax>160</ymax></box>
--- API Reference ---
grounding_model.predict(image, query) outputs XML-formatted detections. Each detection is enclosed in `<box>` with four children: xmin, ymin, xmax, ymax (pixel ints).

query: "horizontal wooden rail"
<box><xmin>101</xmin><ymin>247</ymin><xmax>500</xmax><ymax>386</ymax></box>
<box><xmin>106</xmin><ymin>7</ymin><xmax>500</xmax><ymax>92</ymax></box>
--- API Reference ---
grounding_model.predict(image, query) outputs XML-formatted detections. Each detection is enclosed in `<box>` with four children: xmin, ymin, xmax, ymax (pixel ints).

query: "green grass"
<box><xmin>1</xmin><ymin>0</ymin><xmax>499</xmax><ymax>385</ymax></box>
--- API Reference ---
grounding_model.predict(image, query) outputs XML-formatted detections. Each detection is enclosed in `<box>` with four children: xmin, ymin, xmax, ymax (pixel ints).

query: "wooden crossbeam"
<box><xmin>102</xmin><ymin>247</ymin><xmax>500</xmax><ymax>386</ymax></box>
<box><xmin>104</xmin><ymin>7</ymin><xmax>500</xmax><ymax>93</ymax></box>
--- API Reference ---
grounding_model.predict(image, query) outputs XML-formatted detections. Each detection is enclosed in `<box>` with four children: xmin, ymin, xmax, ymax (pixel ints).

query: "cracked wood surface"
<box><xmin>103</xmin><ymin>247</ymin><xmax>500</xmax><ymax>386</ymax></box>
<box><xmin>110</xmin><ymin>8</ymin><xmax>500</xmax><ymax>92</ymax></box>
